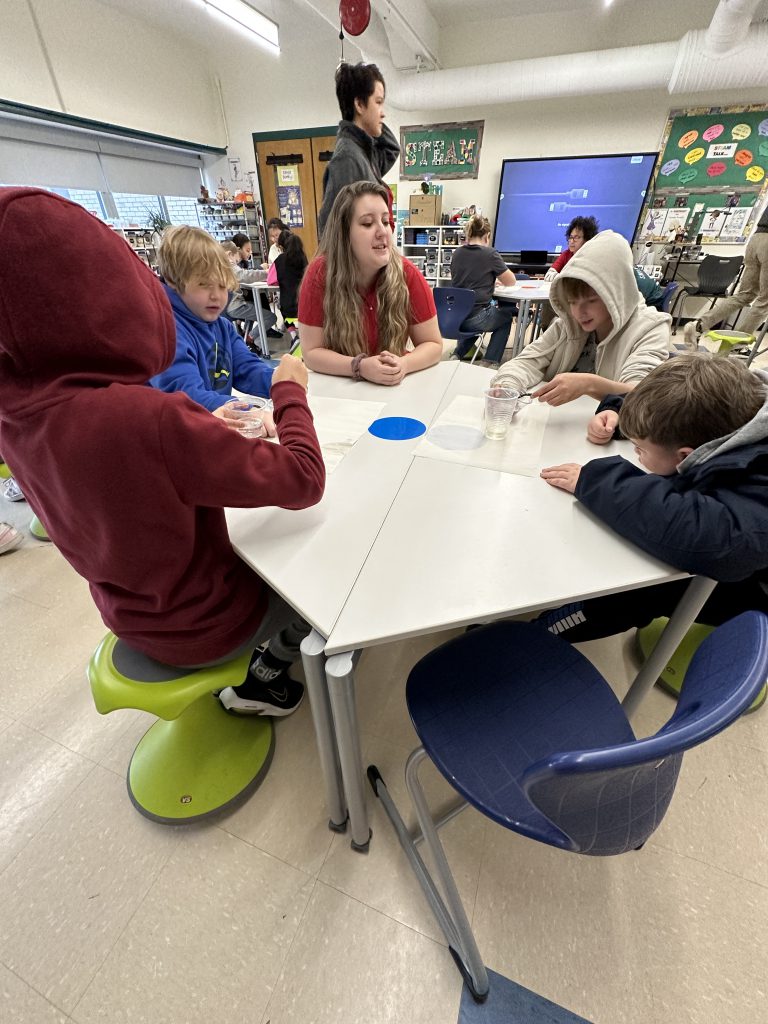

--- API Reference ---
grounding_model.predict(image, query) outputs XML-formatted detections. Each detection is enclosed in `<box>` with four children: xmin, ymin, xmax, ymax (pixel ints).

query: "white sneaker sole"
<box><xmin>218</xmin><ymin>686</ymin><xmax>304</xmax><ymax>717</ymax></box>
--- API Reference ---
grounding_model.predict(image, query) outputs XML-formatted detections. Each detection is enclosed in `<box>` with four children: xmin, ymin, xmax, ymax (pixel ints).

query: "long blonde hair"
<box><xmin>316</xmin><ymin>181</ymin><xmax>410</xmax><ymax>356</ymax></box>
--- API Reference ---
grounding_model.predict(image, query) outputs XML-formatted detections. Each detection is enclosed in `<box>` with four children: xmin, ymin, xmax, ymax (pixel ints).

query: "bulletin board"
<box><xmin>639</xmin><ymin>104</ymin><xmax>768</xmax><ymax>245</ymax></box>
<box><xmin>400</xmin><ymin>121</ymin><xmax>484</xmax><ymax>180</ymax></box>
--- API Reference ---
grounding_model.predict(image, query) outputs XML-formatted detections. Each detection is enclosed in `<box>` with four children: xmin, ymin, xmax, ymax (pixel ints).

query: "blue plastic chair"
<box><xmin>433</xmin><ymin>286</ymin><xmax>481</xmax><ymax>362</ymax></box>
<box><xmin>369</xmin><ymin>612</ymin><xmax>768</xmax><ymax>1002</ymax></box>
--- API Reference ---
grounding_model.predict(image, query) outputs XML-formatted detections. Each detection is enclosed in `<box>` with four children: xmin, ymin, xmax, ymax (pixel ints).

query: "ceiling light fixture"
<box><xmin>203</xmin><ymin>0</ymin><xmax>280</xmax><ymax>54</ymax></box>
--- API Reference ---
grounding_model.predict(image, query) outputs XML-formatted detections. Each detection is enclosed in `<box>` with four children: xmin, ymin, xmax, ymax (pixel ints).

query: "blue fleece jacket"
<box><xmin>149</xmin><ymin>284</ymin><xmax>273</xmax><ymax>411</ymax></box>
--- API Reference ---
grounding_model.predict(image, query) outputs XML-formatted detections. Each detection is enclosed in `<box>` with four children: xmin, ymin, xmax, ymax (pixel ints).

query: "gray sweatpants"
<box><xmin>700</xmin><ymin>231</ymin><xmax>768</xmax><ymax>336</ymax></box>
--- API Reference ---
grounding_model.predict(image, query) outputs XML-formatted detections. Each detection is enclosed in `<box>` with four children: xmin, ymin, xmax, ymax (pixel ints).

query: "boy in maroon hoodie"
<box><xmin>0</xmin><ymin>188</ymin><xmax>325</xmax><ymax>716</ymax></box>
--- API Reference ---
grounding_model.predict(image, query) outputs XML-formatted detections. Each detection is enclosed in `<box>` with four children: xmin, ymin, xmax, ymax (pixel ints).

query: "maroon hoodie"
<box><xmin>0</xmin><ymin>188</ymin><xmax>325</xmax><ymax>664</ymax></box>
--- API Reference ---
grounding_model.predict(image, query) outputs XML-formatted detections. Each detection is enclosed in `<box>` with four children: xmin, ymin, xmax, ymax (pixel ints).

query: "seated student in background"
<box><xmin>544</xmin><ymin>215</ymin><xmax>600</xmax><ymax>281</ymax></box>
<box><xmin>151</xmin><ymin>227</ymin><xmax>276</xmax><ymax>435</ymax></box>
<box><xmin>221</xmin><ymin>240</ymin><xmax>277</xmax><ymax>333</ymax></box>
<box><xmin>231</xmin><ymin>232</ymin><xmax>253</xmax><ymax>268</ymax></box>
<box><xmin>0</xmin><ymin>187</ymin><xmax>325</xmax><ymax>717</ymax></box>
<box><xmin>633</xmin><ymin>265</ymin><xmax>665</xmax><ymax>311</ymax></box>
<box><xmin>539</xmin><ymin>353</ymin><xmax>768</xmax><ymax>642</ymax></box>
<box><xmin>491</xmin><ymin>230</ymin><xmax>670</xmax><ymax>407</ymax></box>
<box><xmin>267</xmin><ymin>229</ymin><xmax>308</xmax><ymax>337</ymax></box>
<box><xmin>263</xmin><ymin>217</ymin><xmax>288</xmax><ymax>267</ymax></box>
<box><xmin>299</xmin><ymin>181</ymin><xmax>442</xmax><ymax>385</ymax></box>
<box><xmin>449</xmin><ymin>214</ymin><xmax>518</xmax><ymax>368</ymax></box>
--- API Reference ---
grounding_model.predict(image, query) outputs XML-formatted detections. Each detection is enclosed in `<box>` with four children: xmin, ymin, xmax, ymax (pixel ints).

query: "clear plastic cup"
<box><xmin>225</xmin><ymin>396</ymin><xmax>268</xmax><ymax>439</ymax></box>
<box><xmin>483</xmin><ymin>387</ymin><xmax>519</xmax><ymax>440</ymax></box>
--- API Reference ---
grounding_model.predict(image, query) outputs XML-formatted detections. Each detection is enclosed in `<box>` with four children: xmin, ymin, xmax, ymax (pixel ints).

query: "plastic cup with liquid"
<box><xmin>225</xmin><ymin>396</ymin><xmax>268</xmax><ymax>438</ymax></box>
<box><xmin>483</xmin><ymin>387</ymin><xmax>519</xmax><ymax>440</ymax></box>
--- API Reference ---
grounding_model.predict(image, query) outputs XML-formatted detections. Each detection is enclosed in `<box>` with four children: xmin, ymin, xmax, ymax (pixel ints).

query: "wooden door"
<box><xmin>255</xmin><ymin>137</ymin><xmax>323</xmax><ymax>259</ymax></box>
<box><xmin>310</xmin><ymin>134</ymin><xmax>338</xmax><ymax>230</ymax></box>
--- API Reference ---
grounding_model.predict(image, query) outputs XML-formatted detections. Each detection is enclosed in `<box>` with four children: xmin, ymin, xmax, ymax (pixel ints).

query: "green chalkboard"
<box><xmin>657</xmin><ymin>108</ymin><xmax>768</xmax><ymax>190</ymax></box>
<box><xmin>399</xmin><ymin>121</ymin><xmax>484</xmax><ymax>180</ymax></box>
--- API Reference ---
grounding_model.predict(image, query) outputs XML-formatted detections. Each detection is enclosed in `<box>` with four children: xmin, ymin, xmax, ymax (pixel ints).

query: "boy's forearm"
<box><xmin>583</xmin><ymin>375</ymin><xmax>634</xmax><ymax>400</ymax></box>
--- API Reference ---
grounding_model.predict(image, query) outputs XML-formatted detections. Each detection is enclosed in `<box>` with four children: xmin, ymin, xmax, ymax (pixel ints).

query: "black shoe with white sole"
<box><xmin>218</xmin><ymin>672</ymin><xmax>304</xmax><ymax>717</ymax></box>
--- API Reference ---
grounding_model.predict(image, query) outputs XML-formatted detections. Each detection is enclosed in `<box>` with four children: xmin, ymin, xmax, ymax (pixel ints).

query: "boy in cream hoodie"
<box><xmin>491</xmin><ymin>231</ymin><xmax>671</xmax><ymax>407</ymax></box>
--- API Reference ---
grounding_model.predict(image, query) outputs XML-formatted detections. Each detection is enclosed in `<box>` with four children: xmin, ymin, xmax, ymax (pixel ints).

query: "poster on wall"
<box><xmin>641</xmin><ymin>104</ymin><xmax>768</xmax><ymax>245</ymax></box>
<box><xmin>399</xmin><ymin>121</ymin><xmax>484</xmax><ymax>180</ymax></box>
<box><xmin>275</xmin><ymin>164</ymin><xmax>304</xmax><ymax>228</ymax></box>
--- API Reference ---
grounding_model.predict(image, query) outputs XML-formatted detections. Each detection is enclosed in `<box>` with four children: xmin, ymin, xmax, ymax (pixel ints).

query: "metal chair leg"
<box><xmin>368</xmin><ymin>749</ymin><xmax>490</xmax><ymax>1001</ymax></box>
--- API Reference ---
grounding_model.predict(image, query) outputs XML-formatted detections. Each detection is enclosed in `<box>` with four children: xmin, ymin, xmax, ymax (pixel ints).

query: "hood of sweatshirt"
<box><xmin>548</xmin><ymin>230</ymin><xmax>661</xmax><ymax>345</ymax></box>
<box><xmin>680</xmin><ymin>369</ymin><xmax>768</xmax><ymax>473</ymax></box>
<box><xmin>0</xmin><ymin>187</ymin><xmax>175</xmax><ymax>421</ymax></box>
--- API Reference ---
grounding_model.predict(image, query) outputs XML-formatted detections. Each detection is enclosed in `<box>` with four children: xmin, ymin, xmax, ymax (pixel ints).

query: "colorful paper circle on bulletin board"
<box><xmin>759</xmin><ymin>141</ymin><xmax>768</xmax><ymax>157</ymax></box>
<box><xmin>660</xmin><ymin>159</ymin><xmax>680</xmax><ymax>175</ymax></box>
<box><xmin>759</xmin><ymin>118</ymin><xmax>768</xmax><ymax>137</ymax></box>
<box><xmin>702</xmin><ymin>124</ymin><xmax>724</xmax><ymax>142</ymax></box>
<box><xmin>732</xmin><ymin>123</ymin><xmax>751</xmax><ymax>140</ymax></box>
<box><xmin>707</xmin><ymin>162</ymin><xmax>727</xmax><ymax>177</ymax></box>
<box><xmin>678</xmin><ymin>130</ymin><xmax>698</xmax><ymax>148</ymax></box>
<box><xmin>685</xmin><ymin>147</ymin><xmax>705</xmax><ymax>165</ymax></box>
<box><xmin>746</xmin><ymin>166</ymin><xmax>765</xmax><ymax>182</ymax></box>
<box><xmin>734</xmin><ymin>149</ymin><xmax>753</xmax><ymax>167</ymax></box>
<box><xmin>678</xmin><ymin>168</ymin><xmax>698</xmax><ymax>184</ymax></box>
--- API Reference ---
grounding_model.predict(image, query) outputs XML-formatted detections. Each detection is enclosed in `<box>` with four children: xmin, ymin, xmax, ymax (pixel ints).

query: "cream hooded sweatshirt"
<box><xmin>491</xmin><ymin>231</ymin><xmax>671</xmax><ymax>393</ymax></box>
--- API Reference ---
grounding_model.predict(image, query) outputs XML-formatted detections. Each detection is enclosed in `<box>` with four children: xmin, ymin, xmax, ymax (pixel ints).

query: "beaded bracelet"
<box><xmin>350</xmin><ymin>353</ymin><xmax>365</xmax><ymax>381</ymax></box>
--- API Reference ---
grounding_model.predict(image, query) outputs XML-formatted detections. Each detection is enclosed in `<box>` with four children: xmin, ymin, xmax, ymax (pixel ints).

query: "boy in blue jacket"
<box><xmin>150</xmin><ymin>226</ymin><xmax>275</xmax><ymax>433</ymax></box>
<box><xmin>539</xmin><ymin>353</ymin><xmax>768</xmax><ymax>638</ymax></box>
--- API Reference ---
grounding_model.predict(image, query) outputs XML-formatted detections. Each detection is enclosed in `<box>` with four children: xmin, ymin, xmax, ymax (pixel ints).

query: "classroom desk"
<box><xmin>239</xmin><ymin>280</ymin><xmax>278</xmax><ymax>358</ymax></box>
<box><xmin>228</xmin><ymin>363</ymin><xmax>713</xmax><ymax>850</ymax></box>
<box><xmin>494</xmin><ymin>280</ymin><xmax>550</xmax><ymax>356</ymax></box>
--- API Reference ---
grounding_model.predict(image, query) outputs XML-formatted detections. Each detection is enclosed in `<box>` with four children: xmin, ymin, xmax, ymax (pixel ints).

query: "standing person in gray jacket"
<box><xmin>684</xmin><ymin>201</ymin><xmax>768</xmax><ymax>348</ymax></box>
<box><xmin>317</xmin><ymin>62</ymin><xmax>400</xmax><ymax>237</ymax></box>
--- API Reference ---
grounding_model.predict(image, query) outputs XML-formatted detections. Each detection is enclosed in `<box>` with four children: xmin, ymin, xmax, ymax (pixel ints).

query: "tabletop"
<box><xmin>495</xmin><ymin>280</ymin><xmax>551</xmax><ymax>301</ymax></box>
<box><xmin>228</xmin><ymin>361</ymin><xmax>685</xmax><ymax>656</ymax></box>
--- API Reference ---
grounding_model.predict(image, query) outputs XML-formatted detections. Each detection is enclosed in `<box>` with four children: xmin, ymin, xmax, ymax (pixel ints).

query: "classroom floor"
<box><xmin>2</xmin><ymin>345</ymin><xmax>767</xmax><ymax>1024</ymax></box>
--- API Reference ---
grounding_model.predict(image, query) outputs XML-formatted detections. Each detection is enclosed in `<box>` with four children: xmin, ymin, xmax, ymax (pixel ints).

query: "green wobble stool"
<box><xmin>0</xmin><ymin>462</ymin><xmax>11</xmax><ymax>479</ymax></box>
<box><xmin>88</xmin><ymin>633</ymin><xmax>274</xmax><ymax>823</ymax></box>
<box><xmin>637</xmin><ymin>618</ymin><xmax>767</xmax><ymax>714</ymax></box>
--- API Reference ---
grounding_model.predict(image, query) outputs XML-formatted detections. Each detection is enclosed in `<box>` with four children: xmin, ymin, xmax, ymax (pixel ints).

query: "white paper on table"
<box><xmin>412</xmin><ymin>394</ymin><xmax>550</xmax><ymax>477</ymax></box>
<box><xmin>307</xmin><ymin>394</ymin><xmax>386</xmax><ymax>473</ymax></box>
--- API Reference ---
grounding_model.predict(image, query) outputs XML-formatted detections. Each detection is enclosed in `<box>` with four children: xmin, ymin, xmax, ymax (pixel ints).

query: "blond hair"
<box><xmin>314</xmin><ymin>181</ymin><xmax>410</xmax><ymax>357</ymax></box>
<box><xmin>619</xmin><ymin>353</ymin><xmax>765</xmax><ymax>450</ymax></box>
<box><xmin>158</xmin><ymin>226</ymin><xmax>237</xmax><ymax>292</ymax></box>
<box><xmin>220</xmin><ymin>240</ymin><xmax>237</xmax><ymax>255</ymax></box>
<box><xmin>465</xmin><ymin>214</ymin><xmax>491</xmax><ymax>241</ymax></box>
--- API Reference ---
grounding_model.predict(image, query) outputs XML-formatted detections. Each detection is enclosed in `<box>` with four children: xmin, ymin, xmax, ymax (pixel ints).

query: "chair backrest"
<box><xmin>523</xmin><ymin>611</ymin><xmax>768</xmax><ymax>856</ymax></box>
<box><xmin>433</xmin><ymin>286</ymin><xmax>477</xmax><ymax>339</ymax></box>
<box><xmin>660</xmin><ymin>281</ymin><xmax>679</xmax><ymax>312</ymax></box>
<box><xmin>696</xmin><ymin>254</ymin><xmax>744</xmax><ymax>296</ymax></box>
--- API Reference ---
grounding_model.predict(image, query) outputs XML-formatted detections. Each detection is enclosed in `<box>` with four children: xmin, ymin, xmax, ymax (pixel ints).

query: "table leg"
<box><xmin>622</xmin><ymin>576</ymin><xmax>717</xmax><ymax>718</ymax></box>
<box><xmin>252</xmin><ymin>294</ymin><xmax>270</xmax><ymax>359</ymax></box>
<box><xmin>746</xmin><ymin>319</ymin><xmax>768</xmax><ymax>367</ymax></box>
<box><xmin>511</xmin><ymin>299</ymin><xmax>530</xmax><ymax>357</ymax></box>
<box><xmin>300</xmin><ymin>630</ymin><xmax>348</xmax><ymax>833</ymax></box>
<box><xmin>324</xmin><ymin>648</ymin><xmax>372</xmax><ymax>852</ymax></box>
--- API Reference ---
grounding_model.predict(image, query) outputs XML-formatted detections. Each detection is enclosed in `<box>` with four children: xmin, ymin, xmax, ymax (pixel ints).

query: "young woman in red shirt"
<box><xmin>299</xmin><ymin>181</ymin><xmax>443</xmax><ymax>385</ymax></box>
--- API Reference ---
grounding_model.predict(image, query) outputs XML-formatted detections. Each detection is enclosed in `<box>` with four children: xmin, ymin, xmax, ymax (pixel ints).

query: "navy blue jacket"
<box><xmin>576</xmin><ymin>429</ymin><xmax>768</xmax><ymax>585</ymax></box>
<box><xmin>150</xmin><ymin>285</ymin><xmax>273</xmax><ymax>412</ymax></box>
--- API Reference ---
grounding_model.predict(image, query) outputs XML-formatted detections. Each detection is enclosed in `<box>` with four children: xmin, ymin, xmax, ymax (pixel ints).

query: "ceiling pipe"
<box><xmin>298</xmin><ymin>0</ymin><xmax>768</xmax><ymax>110</ymax></box>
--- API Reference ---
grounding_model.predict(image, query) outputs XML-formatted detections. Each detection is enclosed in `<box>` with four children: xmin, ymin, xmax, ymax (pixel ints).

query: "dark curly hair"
<box><xmin>565</xmin><ymin>216</ymin><xmax>599</xmax><ymax>241</ymax></box>
<box><xmin>335</xmin><ymin>62</ymin><xmax>385</xmax><ymax>122</ymax></box>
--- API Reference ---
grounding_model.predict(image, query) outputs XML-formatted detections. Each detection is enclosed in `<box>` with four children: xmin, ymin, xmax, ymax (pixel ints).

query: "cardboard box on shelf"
<box><xmin>409</xmin><ymin>194</ymin><xmax>442</xmax><ymax>225</ymax></box>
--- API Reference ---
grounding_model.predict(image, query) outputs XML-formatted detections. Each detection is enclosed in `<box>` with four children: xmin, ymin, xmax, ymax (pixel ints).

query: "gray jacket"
<box><xmin>317</xmin><ymin>121</ymin><xmax>400</xmax><ymax>235</ymax></box>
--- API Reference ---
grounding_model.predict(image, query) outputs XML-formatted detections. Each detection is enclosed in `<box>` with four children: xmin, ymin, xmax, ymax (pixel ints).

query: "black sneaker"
<box><xmin>218</xmin><ymin>672</ymin><xmax>304</xmax><ymax>717</ymax></box>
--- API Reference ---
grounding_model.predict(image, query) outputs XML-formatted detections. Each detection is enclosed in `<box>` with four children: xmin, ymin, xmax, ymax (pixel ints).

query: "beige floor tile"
<box><xmin>651</xmin><ymin>725</ymin><xmax>768</xmax><ymax>884</ymax></box>
<box><xmin>0</xmin><ymin>590</ymin><xmax>104</xmax><ymax>718</ymax></box>
<box><xmin>19</xmin><ymin>661</ymin><xmax>149</xmax><ymax>765</ymax></box>
<box><xmin>0</xmin><ymin>766</ymin><xmax>180</xmax><ymax>1014</ymax></box>
<box><xmin>0</xmin><ymin>542</ymin><xmax>91</xmax><ymax>611</ymax></box>
<box><xmin>0</xmin><ymin>721</ymin><xmax>94</xmax><ymax>874</ymax></box>
<box><xmin>260</xmin><ymin>880</ymin><xmax>462</xmax><ymax>1024</ymax></box>
<box><xmin>95</xmin><ymin>711</ymin><xmax>156</xmax><ymax>777</ymax></box>
<box><xmin>0</xmin><ymin>708</ymin><xmax>13</xmax><ymax>732</ymax></box>
<box><xmin>72</xmin><ymin>827</ymin><xmax>313</xmax><ymax>1024</ymax></box>
<box><xmin>474</xmin><ymin>826</ymin><xmax>768</xmax><ymax>1024</ymax></box>
<box><xmin>0</xmin><ymin>962</ymin><xmax>69</xmax><ymax>1024</ymax></box>
<box><xmin>319</xmin><ymin>729</ymin><xmax>487</xmax><ymax>944</ymax></box>
<box><xmin>221</xmin><ymin>701</ymin><xmax>337</xmax><ymax>875</ymax></box>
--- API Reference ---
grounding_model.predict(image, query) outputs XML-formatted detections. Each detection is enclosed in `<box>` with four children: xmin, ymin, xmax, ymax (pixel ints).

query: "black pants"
<box><xmin>536</xmin><ymin>578</ymin><xmax>768</xmax><ymax>642</ymax></box>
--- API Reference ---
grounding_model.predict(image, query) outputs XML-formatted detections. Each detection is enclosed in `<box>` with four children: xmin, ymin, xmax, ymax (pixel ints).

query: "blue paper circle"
<box><xmin>368</xmin><ymin>416</ymin><xmax>427</xmax><ymax>441</ymax></box>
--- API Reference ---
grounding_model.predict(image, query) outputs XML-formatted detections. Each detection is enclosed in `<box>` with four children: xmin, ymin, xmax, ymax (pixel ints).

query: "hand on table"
<box><xmin>540</xmin><ymin>463</ymin><xmax>582</xmax><ymax>494</ymax></box>
<box><xmin>213</xmin><ymin>400</ymin><xmax>275</xmax><ymax>438</ymax></box>
<box><xmin>272</xmin><ymin>354</ymin><xmax>308</xmax><ymax>391</ymax></box>
<box><xmin>587</xmin><ymin>410</ymin><xmax>619</xmax><ymax>445</ymax></box>
<box><xmin>533</xmin><ymin>373</ymin><xmax>592</xmax><ymax>407</ymax></box>
<box><xmin>361</xmin><ymin>352</ymin><xmax>406</xmax><ymax>386</ymax></box>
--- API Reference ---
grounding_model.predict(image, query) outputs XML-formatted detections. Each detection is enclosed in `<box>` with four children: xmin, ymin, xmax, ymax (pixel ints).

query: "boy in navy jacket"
<box><xmin>539</xmin><ymin>353</ymin><xmax>768</xmax><ymax>638</ymax></box>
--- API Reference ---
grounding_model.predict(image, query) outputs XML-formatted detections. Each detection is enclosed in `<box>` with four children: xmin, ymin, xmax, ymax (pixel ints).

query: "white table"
<box><xmin>228</xmin><ymin>363</ymin><xmax>713</xmax><ymax>850</ymax></box>
<box><xmin>494</xmin><ymin>280</ymin><xmax>551</xmax><ymax>356</ymax></box>
<box><xmin>239</xmin><ymin>280</ymin><xmax>278</xmax><ymax>359</ymax></box>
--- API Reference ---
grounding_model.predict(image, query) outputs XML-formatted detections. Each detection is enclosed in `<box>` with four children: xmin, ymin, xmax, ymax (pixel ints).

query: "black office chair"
<box><xmin>669</xmin><ymin>255</ymin><xmax>744</xmax><ymax>334</ymax></box>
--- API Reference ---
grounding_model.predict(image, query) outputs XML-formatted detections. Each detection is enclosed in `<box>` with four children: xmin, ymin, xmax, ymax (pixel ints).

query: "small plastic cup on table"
<box><xmin>483</xmin><ymin>387</ymin><xmax>519</xmax><ymax>440</ymax></box>
<box><xmin>225</xmin><ymin>396</ymin><xmax>268</xmax><ymax>439</ymax></box>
